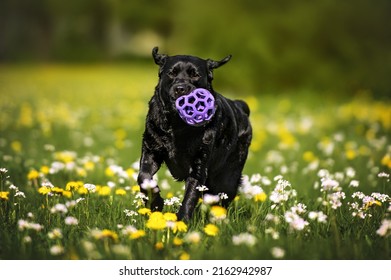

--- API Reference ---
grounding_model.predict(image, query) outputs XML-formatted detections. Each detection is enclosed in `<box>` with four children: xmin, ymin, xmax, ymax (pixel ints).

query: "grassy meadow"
<box><xmin>0</xmin><ymin>64</ymin><xmax>390</xmax><ymax>260</ymax></box>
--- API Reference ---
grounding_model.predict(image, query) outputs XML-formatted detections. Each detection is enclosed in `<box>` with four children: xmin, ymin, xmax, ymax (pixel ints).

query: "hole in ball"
<box><xmin>177</xmin><ymin>98</ymin><xmax>185</xmax><ymax>107</ymax></box>
<box><xmin>188</xmin><ymin>96</ymin><xmax>196</xmax><ymax>104</ymax></box>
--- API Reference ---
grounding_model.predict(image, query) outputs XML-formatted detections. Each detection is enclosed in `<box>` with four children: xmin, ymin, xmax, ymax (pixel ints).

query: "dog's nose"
<box><xmin>174</xmin><ymin>85</ymin><xmax>187</xmax><ymax>95</ymax></box>
<box><xmin>174</xmin><ymin>84</ymin><xmax>193</xmax><ymax>96</ymax></box>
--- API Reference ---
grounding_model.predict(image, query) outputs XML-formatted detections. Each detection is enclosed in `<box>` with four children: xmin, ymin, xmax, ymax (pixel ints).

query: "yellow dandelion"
<box><xmin>166</xmin><ymin>192</ymin><xmax>174</xmax><ymax>199</ymax></box>
<box><xmin>345</xmin><ymin>149</ymin><xmax>357</xmax><ymax>160</ymax></box>
<box><xmin>244</xmin><ymin>96</ymin><xmax>259</xmax><ymax>111</ymax></box>
<box><xmin>27</xmin><ymin>170</ymin><xmax>40</xmax><ymax>180</ymax></box>
<box><xmin>115</xmin><ymin>139</ymin><xmax>125</xmax><ymax>149</ymax></box>
<box><xmin>163</xmin><ymin>212</ymin><xmax>177</xmax><ymax>222</ymax></box>
<box><xmin>0</xmin><ymin>191</ymin><xmax>9</xmax><ymax>201</ymax></box>
<box><xmin>234</xmin><ymin>195</ymin><xmax>240</xmax><ymax>202</ymax></box>
<box><xmin>155</xmin><ymin>242</ymin><xmax>164</xmax><ymax>250</ymax></box>
<box><xmin>126</xmin><ymin>168</ymin><xmax>136</xmax><ymax>179</ymax></box>
<box><xmin>40</xmin><ymin>165</ymin><xmax>50</xmax><ymax>175</ymax></box>
<box><xmin>146</xmin><ymin>212</ymin><xmax>167</xmax><ymax>230</ymax></box>
<box><xmin>17</xmin><ymin>103</ymin><xmax>33</xmax><ymax>127</ymax></box>
<box><xmin>204</xmin><ymin>224</ymin><xmax>219</xmax><ymax>236</ymax></box>
<box><xmin>131</xmin><ymin>185</ymin><xmax>140</xmax><ymax>193</ymax></box>
<box><xmin>210</xmin><ymin>206</ymin><xmax>227</xmax><ymax>219</ymax></box>
<box><xmin>66</xmin><ymin>181</ymin><xmax>83</xmax><ymax>191</ymax></box>
<box><xmin>129</xmin><ymin>230</ymin><xmax>146</xmax><ymax>240</ymax></box>
<box><xmin>51</xmin><ymin>187</ymin><xmax>64</xmax><ymax>195</ymax></box>
<box><xmin>364</xmin><ymin>200</ymin><xmax>382</xmax><ymax>210</ymax></box>
<box><xmin>11</xmin><ymin>140</ymin><xmax>22</xmax><ymax>153</ymax></box>
<box><xmin>77</xmin><ymin>168</ymin><xmax>87</xmax><ymax>177</ymax></box>
<box><xmin>173</xmin><ymin>237</ymin><xmax>183</xmax><ymax>246</ymax></box>
<box><xmin>381</xmin><ymin>154</ymin><xmax>391</xmax><ymax>168</ymax></box>
<box><xmin>173</xmin><ymin>221</ymin><xmax>188</xmax><ymax>234</ymax></box>
<box><xmin>91</xmin><ymin>229</ymin><xmax>118</xmax><ymax>242</ymax></box>
<box><xmin>115</xmin><ymin>188</ymin><xmax>127</xmax><ymax>196</ymax></box>
<box><xmin>345</xmin><ymin>142</ymin><xmax>357</xmax><ymax>160</ymax></box>
<box><xmin>179</xmin><ymin>252</ymin><xmax>190</xmax><ymax>260</ymax></box>
<box><xmin>278</xmin><ymin>128</ymin><xmax>297</xmax><ymax>148</ymax></box>
<box><xmin>97</xmin><ymin>186</ymin><xmax>111</xmax><ymax>196</ymax></box>
<box><xmin>303</xmin><ymin>151</ymin><xmax>317</xmax><ymax>162</ymax></box>
<box><xmin>105</xmin><ymin>167</ymin><xmax>115</xmax><ymax>177</ymax></box>
<box><xmin>55</xmin><ymin>151</ymin><xmax>75</xmax><ymax>163</ymax></box>
<box><xmin>254</xmin><ymin>192</ymin><xmax>267</xmax><ymax>202</ymax></box>
<box><xmin>62</xmin><ymin>191</ymin><xmax>72</xmax><ymax>199</ymax></box>
<box><xmin>38</xmin><ymin>186</ymin><xmax>51</xmax><ymax>195</ymax></box>
<box><xmin>77</xmin><ymin>186</ymin><xmax>88</xmax><ymax>195</ymax></box>
<box><xmin>138</xmin><ymin>208</ymin><xmax>151</xmax><ymax>215</ymax></box>
<box><xmin>84</xmin><ymin>161</ymin><xmax>95</xmax><ymax>171</ymax></box>
<box><xmin>115</xmin><ymin>128</ymin><xmax>127</xmax><ymax>140</ymax></box>
<box><xmin>101</xmin><ymin>229</ymin><xmax>119</xmax><ymax>242</ymax></box>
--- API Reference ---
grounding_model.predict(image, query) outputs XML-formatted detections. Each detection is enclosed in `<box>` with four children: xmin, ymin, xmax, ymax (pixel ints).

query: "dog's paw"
<box><xmin>151</xmin><ymin>195</ymin><xmax>164</xmax><ymax>212</ymax></box>
<box><xmin>176</xmin><ymin>209</ymin><xmax>191</xmax><ymax>222</ymax></box>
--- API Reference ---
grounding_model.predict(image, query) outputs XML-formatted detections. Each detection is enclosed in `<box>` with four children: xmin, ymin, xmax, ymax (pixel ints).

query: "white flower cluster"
<box><xmin>50</xmin><ymin>245</ymin><xmax>65</xmax><ymax>256</ymax></box>
<box><xmin>239</xmin><ymin>181</ymin><xmax>264</xmax><ymax>200</ymax></box>
<box><xmin>308</xmin><ymin>211</ymin><xmax>328</xmax><ymax>223</ymax></box>
<box><xmin>164</xmin><ymin>196</ymin><xmax>182</xmax><ymax>207</ymax></box>
<box><xmin>284</xmin><ymin>204</ymin><xmax>309</xmax><ymax>231</ymax></box>
<box><xmin>18</xmin><ymin>220</ymin><xmax>44</xmax><ymax>232</ymax></box>
<box><xmin>327</xmin><ymin>191</ymin><xmax>346</xmax><ymax>209</ymax></box>
<box><xmin>270</xmin><ymin>247</ymin><xmax>285</xmax><ymax>259</ymax></box>
<box><xmin>376</xmin><ymin>219</ymin><xmax>391</xmax><ymax>237</ymax></box>
<box><xmin>202</xmin><ymin>194</ymin><xmax>220</xmax><ymax>205</ymax></box>
<box><xmin>123</xmin><ymin>209</ymin><xmax>138</xmax><ymax>217</ymax></box>
<box><xmin>232</xmin><ymin>232</ymin><xmax>257</xmax><ymax>247</ymax></box>
<box><xmin>64</xmin><ymin>216</ymin><xmax>79</xmax><ymax>225</ymax></box>
<box><xmin>48</xmin><ymin>228</ymin><xmax>63</xmax><ymax>239</ymax></box>
<box><xmin>51</xmin><ymin>203</ymin><xmax>68</xmax><ymax>214</ymax></box>
<box><xmin>84</xmin><ymin>183</ymin><xmax>96</xmax><ymax>193</ymax></box>
<box><xmin>9</xmin><ymin>184</ymin><xmax>26</xmax><ymax>198</ymax></box>
<box><xmin>317</xmin><ymin>171</ymin><xmax>347</xmax><ymax>210</ymax></box>
<box><xmin>107</xmin><ymin>164</ymin><xmax>133</xmax><ymax>183</ymax></box>
<box><xmin>141</xmin><ymin>179</ymin><xmax>158</xmax><ymax>193</ymax></box>
<box><xmin>133</xmin><ymin>192</ymin><xmax>148</xmax><ymax>208</ymax></box>
<box><xmin>269</xmin><ymin>177</ymin><xmax>297</xmax><ymax>206</ymax></box>
<box><xmin>349</xmin><ymin>191</ymin><xmax>390</xmax><ymax>219</ymax></box>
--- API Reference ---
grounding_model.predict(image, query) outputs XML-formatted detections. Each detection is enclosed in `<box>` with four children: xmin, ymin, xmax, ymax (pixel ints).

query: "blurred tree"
<box><xmin>167</xmin><ymin>0</ymin><xmax>391</xmax><ymax>95</ymax></box>
<box><xmin>0</xmin><ymin>0</ymin><xmax>390</xmax><ymax>96</ymax></box>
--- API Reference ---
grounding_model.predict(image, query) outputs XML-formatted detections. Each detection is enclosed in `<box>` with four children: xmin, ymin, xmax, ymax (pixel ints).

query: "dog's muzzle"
<box><xmin>171</xmin><ymin>83</ymin><xmax>195</xmax><ymax>99</ymax></box>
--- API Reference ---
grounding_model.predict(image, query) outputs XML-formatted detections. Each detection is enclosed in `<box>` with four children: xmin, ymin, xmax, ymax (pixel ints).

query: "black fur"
<box><xmin>137</xmin><ymin>47</ymin><xmax>252</xmax><ymax>221</ymax></box>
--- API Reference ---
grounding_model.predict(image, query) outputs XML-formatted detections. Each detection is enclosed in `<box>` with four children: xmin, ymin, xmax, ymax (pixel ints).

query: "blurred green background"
<box><xmin>1</xmin><ymin>0</ymin><xmax>390</xmax><ymax>96</ymax></box>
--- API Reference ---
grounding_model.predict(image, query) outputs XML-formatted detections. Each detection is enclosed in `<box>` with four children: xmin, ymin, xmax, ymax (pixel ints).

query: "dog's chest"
<box><xmin>162</xmin><ymin>130</ymin><xmax>201</xmax><ymax>180</ymax></box>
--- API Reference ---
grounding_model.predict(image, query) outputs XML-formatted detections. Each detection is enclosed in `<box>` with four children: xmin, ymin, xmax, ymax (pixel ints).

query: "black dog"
<box><xmin>137</xmin><ymin>47</ymin><xmax>252</xmax><ymax>221</ymax></box>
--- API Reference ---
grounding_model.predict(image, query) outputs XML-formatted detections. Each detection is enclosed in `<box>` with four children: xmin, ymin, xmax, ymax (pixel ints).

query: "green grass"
<box><xmin>0</xmin><ymin>64</ymin><xmax>390</xmax><ymax>260</ymax></box>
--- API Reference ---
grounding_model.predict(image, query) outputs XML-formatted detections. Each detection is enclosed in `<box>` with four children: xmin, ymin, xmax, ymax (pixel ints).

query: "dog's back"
<box><xmin>234</xmin><ymin>99</ymin><xmax>250</xmax><ymax>116</ymax></box>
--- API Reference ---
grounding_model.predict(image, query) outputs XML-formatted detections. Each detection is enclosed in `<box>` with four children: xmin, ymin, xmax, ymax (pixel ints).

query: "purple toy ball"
<box><xmin>175</xmin><ymin>88</ymin><xmax>216</xmax><ymax>126</ymax></box>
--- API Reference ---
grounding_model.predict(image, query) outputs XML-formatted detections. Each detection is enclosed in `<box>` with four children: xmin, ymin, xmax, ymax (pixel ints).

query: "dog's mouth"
<box><xmin>170</xmin><ymin>83</ymin><xmax>196</xmax><ymax>100</ymax></box>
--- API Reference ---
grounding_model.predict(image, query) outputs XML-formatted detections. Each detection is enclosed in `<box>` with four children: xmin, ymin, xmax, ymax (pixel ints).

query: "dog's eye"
<box><xmin>168</xmin><ymin>68</ymin><xmax>179</xmax><ymax>78</ymax></box>
<box><xmin>188</xmin><ymin>69</ymin><xmax>200</xmax><ymax>79</ymax></box>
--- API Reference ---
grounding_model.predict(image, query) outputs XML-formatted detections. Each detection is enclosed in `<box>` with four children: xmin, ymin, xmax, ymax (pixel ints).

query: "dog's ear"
<box><xmin>152</xmin><ymin>47</ymin><xmax>167</xmax><ymax>66</ymax></box>
<box><xmin>207</xmin><ymin>55</ymin><xmax>232</xmax><ymax>80</ymax></box>
<box><xmin>207</xmin><ymin>55</ymin><xmax>232</xmax><ymax>70</ymax></box>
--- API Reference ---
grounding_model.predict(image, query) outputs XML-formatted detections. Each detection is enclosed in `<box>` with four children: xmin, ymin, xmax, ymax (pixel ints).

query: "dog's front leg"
<box><xmin>137</xmin><ymin>151</ymin><xmax>164</xmax><ymax>211</ymax></box>
<box><xmin>177</xmin><ymin>131</ymin><xmax>215</xmax><ymax>221</ymax></box>
<box><xmin>177</xmin><ymin>176</ymin><xmax>202</xmax><ymax>221</ymax></box>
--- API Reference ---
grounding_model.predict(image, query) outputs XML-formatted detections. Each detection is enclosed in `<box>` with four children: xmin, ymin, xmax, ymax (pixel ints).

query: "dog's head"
<box><xmin>152</xmin><ymin>47</ymin><xmax>231</xmax><ymax>109</ymax></box>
